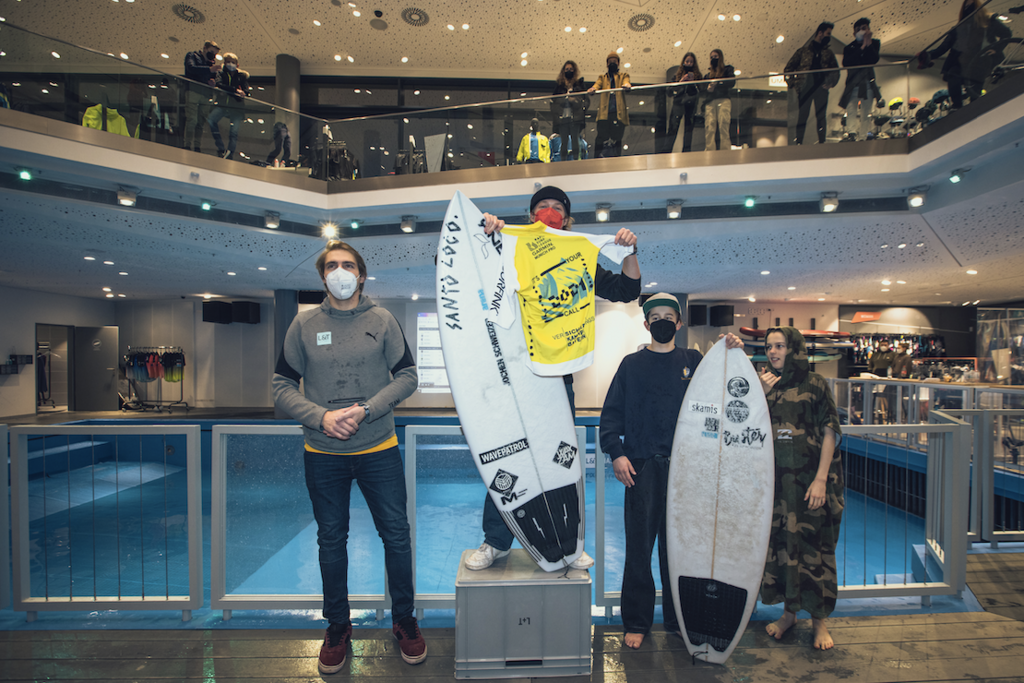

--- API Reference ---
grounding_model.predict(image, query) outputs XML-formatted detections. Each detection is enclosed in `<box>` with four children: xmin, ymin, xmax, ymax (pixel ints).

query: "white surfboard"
<box><xmin>666</xmin><ymin>337</ymin><xmax>775</xmax><ymax>664</ymax></box>
<box><xmin>436</xmin><ymin>191</ymin><xmax>585</xmax><ymax>572</ymax></box>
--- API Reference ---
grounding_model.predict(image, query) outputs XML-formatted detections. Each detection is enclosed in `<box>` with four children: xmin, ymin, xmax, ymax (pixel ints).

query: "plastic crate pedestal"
<box><xmin>455</xmin><ymin>548</ymin><xmax>592</xmax><ymax>679</ymax></box>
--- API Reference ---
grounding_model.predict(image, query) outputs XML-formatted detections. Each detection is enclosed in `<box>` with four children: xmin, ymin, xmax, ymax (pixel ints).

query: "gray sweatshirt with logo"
<box><xmin>272</xmin><ymin>296</ymin><xmax>417</xmax><ymax>454</ymax></box>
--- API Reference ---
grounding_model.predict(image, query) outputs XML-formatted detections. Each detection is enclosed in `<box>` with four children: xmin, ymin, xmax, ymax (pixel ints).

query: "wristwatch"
<box><xmin>358</xmin><ymin>402</ymin><xmax>370</xmax><ymax>419</ymax></box>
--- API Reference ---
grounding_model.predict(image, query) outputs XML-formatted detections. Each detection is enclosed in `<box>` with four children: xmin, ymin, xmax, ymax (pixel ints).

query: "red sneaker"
<box><xmin>392</xmin><ymin>615</ymin><xmax>428</xmax><ymax>664</ymax></box>
<box><xmin>318</xmin><ymin>622</ymin><xmax>352</xmax><ymax>674</ymax></box>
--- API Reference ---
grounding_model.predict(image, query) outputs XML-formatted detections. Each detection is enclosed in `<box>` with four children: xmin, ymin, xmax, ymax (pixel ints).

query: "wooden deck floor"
<box><xmin>3</xmin><ymin>609</ymin><xmax>1024</xmax><ymax>682</ymax></box>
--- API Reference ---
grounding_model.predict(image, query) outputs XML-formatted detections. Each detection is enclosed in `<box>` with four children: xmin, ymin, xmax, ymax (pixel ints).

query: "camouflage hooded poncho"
<box><xmin>759</xmin><ymin>327</ymin><xmax>844</xmax><ymax>619</ymax></box>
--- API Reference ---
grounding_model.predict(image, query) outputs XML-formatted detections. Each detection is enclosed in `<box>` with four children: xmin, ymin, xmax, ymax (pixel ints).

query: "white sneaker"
<box><xmin>465</xmin><ymin>543</ymin><xmax>510</xmax><ymax>570</ymax></box>
<box><xmin>569</xmin><ymin>551</ymin><xmax>594</xmax><ymax>570</ymax></box>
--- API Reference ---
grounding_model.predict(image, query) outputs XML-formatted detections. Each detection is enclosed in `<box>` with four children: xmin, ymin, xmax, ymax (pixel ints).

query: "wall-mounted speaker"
<box><xmin>709</xmin><ymin>305</ymin><xmax>734</xmax><ymax>327</ymax></box>
<box><xmin>202</xmin><ymin>301</ymin><xmax>232</xmax><ymax>324</ymax></box>
<box><xmin>688</xmin><ymin>304</ymin><xmax>707</xmax><ymax>326</ymax></box>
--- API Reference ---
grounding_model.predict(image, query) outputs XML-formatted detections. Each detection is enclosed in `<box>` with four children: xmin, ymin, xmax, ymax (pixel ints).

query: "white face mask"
<box><xmin>325</xmin><ymin>267</ymin><xmax>359</xmax><ymax>301</ymax></box>
<box><xmin>856</xmin><ymin>30</ymin><xmax>866</xmax><ymax>42</ymax></box>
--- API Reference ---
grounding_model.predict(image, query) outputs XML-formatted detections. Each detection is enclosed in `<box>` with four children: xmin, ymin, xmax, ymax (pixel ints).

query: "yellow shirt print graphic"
<box><xmin>488</xmin><ymin>222</ymin><xmax>631</xmax><ymax>376</ymax></box>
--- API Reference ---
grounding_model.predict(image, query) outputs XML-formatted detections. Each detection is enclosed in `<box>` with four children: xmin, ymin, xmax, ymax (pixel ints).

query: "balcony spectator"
<box><xmin>838</xmin><ymin>18</ymin><xmax>884</xmax><ymax>141</ymax></box>
<box><xmin>207</xmin><ymin>53</ymin><xmax>249</xmax><ymax>160</ymax></box>
<box><xmin>703</xmin><ymin>49</ymin><xmax>735</xmax><ymax>150</ymax></box>
<box><xmin>662</xmin><ymin>52</ymin><xmax>701</xmax><ymax>153</ymax></box>
<box><xmin>785</xmin><ymin>23</ymin><xmax>840</xmax><ymax>145</ymax></box>
<box><xmin>589</xmin><ymin>53</ymin><xmax>631</xmax><ymax>157</ymax></box>
<box><xmin>550</xmin><ymin>61</ymin><xmax>589</xmax><ymax>161</ymax></box>
<box><xmin>183</xmin><ymin>41</ymin><xmax>222</xmax><ymax>153</ymax></box>
<box><xmin>916</xmin><ymin>0</ymin><xmax>1011</xmax><ymax>110</ymax></box>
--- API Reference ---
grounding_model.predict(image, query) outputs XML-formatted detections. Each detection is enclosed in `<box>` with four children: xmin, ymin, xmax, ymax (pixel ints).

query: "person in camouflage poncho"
<box><xmin>758</xmin><ymin>327</ymin><xmax>843</xmax><ymax>650</ymax></box>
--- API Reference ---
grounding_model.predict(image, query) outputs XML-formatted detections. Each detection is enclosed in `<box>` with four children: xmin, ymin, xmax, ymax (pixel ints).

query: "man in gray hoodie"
<box><xmin>273</xmin><ymin>240</ymin><xmax>425</xmax><ymax>673</ymax></box>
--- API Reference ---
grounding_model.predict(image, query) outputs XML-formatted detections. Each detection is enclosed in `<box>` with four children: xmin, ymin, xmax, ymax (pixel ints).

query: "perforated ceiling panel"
<box><xmin>0</xmin><ymin>0</ymin><xmax>966</xmax><ymax>81</ymax></box>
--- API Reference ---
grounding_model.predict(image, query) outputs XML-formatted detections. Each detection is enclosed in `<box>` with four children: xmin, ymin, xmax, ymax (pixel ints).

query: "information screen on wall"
<box><xmin>416</xmin><ymin>312</ymin><xmax>450</xmax><ymax>393</ymax></box>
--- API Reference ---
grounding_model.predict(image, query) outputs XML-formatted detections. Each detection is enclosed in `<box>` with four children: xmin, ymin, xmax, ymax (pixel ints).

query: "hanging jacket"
<box><xmin>516</xmin><ymin>132</ymin><xmax>551</xmax><ymax>163</ymax></box>
<box><xmin>82</xmin><ymin>104</ymin><xmax>130</xmax><ymax>137</ymax></box>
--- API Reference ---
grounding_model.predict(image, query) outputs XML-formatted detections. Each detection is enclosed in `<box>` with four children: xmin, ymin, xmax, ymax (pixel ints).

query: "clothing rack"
<box><xmin>124</xmin><ymin>345</ymin><xmax>189</xmax><ymax>412</ymax></box>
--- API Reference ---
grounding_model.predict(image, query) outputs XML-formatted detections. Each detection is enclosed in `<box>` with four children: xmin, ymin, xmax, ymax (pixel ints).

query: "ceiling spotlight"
<box><xmin>907</xmin><ymin>188</ymin><xmax>927</xmax><ymax>208</ymax></box>
<box><xmin>117</xmin><ymin>187</ymin><xmax>137</xmax><ymax>207</ymax></box>
<box><xmin>201</xmin><ymin>200</ymin><xmax>214</xmax><ymax>211</ymax></box>
<box><xmin>966</xmin><ymin>269</ymin><xmax>978</xmax><ymax>275</ymax></box>
<box><xmin>744</xmin><ymin>196</ymin><xmax>756</xmax><ymax>208</ymax></box>
<box><xmin>733</xmin><ymin>14</ymin><xmax>741</xmax><ymax>21</ymax></box>
<box><xmin>350</xmin><ymin>219</ymin><xmax>360</xmax><ymax>230</ymax></box>
<box><xmin>949</xmin><ymin>167</ymin><xmax>970</xmax><ymax>183</ymax></box>
<box><xmin>400</xmin><ymin>216</ymin><xmax>417</xmax><ymax>233</ymax></box>
<box><xmin>18</xmin><ymin>168</ymin><xmax>32</xmax><ymax>180</ymax></box>
<box><xmin>761</xmin><ymin>270</ymin><xmax>770</xmax><ymax>275</ymax></box>
<box><xmin>748</xmin><ymin>296</ymin><xmax>756</xmax><ymax>302</ymax></box>
<box><xmin>820</xmin><ymin>192</ymin><xmax>838</xmax><ymax>213</ymax></box>
<box><xmin>666</xmin><ymin>200</ymin><xmax>683</xmax><ymax>219</ymax></box>
<box><xmin>595</xmin><ymin>204</ymin><xmax>611</xmax><ymax>222</ymax></box>
<box><xmin>776</xmin><ymin>35</ymin><xmax>785</xmax><ymax>43</ymax></box>
<box><xmin>321</xmin><ymin>222</ymin><xmax>338</xmax><ymax>239</ymax></box>
<box><xmin>264</xmin><ymin>211</ymin><xmax>280</xmax><ymax>229</ymax></box>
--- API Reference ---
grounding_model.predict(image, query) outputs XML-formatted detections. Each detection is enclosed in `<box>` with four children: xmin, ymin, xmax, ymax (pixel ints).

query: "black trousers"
<box><xmin>596</xmin><ymin>119</ymin><xmax>625</xmax><ymax>157</ymax></box>
<box><xmin>793</xmin><ymin>84</ymin><xmax>829</xmax><ymax>144</ymax></box>
<box><xmin>621</xmin><ymin>454</ymin><xmax>678</xmax><ymax>635</ymax></box>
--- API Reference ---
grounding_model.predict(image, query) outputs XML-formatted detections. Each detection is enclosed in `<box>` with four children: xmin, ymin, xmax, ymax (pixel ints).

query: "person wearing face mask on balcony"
<box><xmin>207</xmin><ymin>52</ymin><xmax>249</xmax><ymax>160</ymax></box>
<box><xmin>463</xmin><ymin>186</ymin><xmax>640</xmax><ymax>571</ymax></box>
<box><xmin>182</xmin><ymin>40</ymin><xmax>222</xmax><ymax>153</ymax></box>
<box><xmin>551</xmin><ymin>60</ymin><xmax>589</xmax><ymax>161</ymax></box>
<box><xmin>588</xmin><ymin>53</ymin><xmax>631</xmax><ymax>157</ymax></box>
<box><xmin>838</xmin><ymin>18</ymin><xmax>884</xmax><ymax>141</ymax></box>
<box><xmin>662</xmin><ymin>52</ymin><xmax>701</xmax><ymax>153</ymax></box>
<box><xmin>785</xmin><ymin>22</ymin><xmax>840</xmax><ymax>145</ymax></box>
<box><xmin>702</xmin><ymin>49</ymin><xmax>736</xmax><ymax>150</ymax></box>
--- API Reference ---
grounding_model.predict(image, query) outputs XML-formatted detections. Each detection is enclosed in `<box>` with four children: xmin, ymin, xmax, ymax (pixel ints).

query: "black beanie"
<box><xmin>529</xmin><ymin>186</ymin><xmax>571</xmax><ymax>217</ymax></box>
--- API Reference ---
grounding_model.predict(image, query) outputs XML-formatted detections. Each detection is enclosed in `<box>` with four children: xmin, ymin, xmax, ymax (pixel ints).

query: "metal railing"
<box><xmin>1</xmin><ymin>424</ymin><xmax>9</xmax><ymax>611</ymax></box>
<box><xmin>210</xmin><ymin>424</ymin><xmax>587</xmax><ymax>618</ymax></box>
<box><xmin>3</xmin><ymin>413</ymin><xmax>981</xmax><ymax>618</ymax></box>
<box><xmin>8</xmin><ymin>425</ymin><xmax>203</xmax><ymax>621</ymax></box>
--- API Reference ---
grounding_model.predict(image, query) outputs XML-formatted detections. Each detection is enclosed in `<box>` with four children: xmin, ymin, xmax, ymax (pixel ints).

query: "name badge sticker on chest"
<box><xmin>317</xmin><ymin>332</ymin><xmax>332</xmax><ymax>346</ymax></box>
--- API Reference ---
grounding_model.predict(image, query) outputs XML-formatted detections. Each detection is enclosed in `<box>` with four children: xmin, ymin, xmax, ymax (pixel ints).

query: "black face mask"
<box><xmin>710</xmin><ymin>57</ymin><xmax>720</xmax><ymax>67</ymax></box>
<box><xmin>649</xmin><ymin>319</ymin><xmax>677</xmax><ymax>344</ymax></box>
<box><xmin>205</xmin><ymin>51</ymin><xmax>217</xmax><ymax>61</ymax></box>
<box><xmin>565</xmin><ymin>69</ymin><xmax>575</xmax><ymax>77</ymax></box>
<box><xmin>684</xmin><ymin>64</ymin><xmax>694</xmax><ymax>72</ymax></box>
<box><xmin>608</xmin><ymin>62</ymin><xmax>619</xmax><ymax>74</ymax></box>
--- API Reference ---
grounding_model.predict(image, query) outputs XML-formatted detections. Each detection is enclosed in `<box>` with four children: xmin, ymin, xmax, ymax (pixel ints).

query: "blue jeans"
<box><xmin>304</xmin><ymin>446</ymin><xmax>414</xmax><ymax>625</ymax></box>
<box><xmin>482</xmin><ymin>380</ymin><xmax>576</xmax><ymax>550</ymax></box>
<box><xmin>208</xmin><ymin>106</ymin><xmax>243</xmax><ymax>154</ymax></box>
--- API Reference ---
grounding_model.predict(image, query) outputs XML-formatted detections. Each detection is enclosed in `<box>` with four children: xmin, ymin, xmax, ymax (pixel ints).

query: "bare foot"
<box><xmin>624</xmin><ymin>632</ymin><xmax>644</xmax><ymax>649</ymax></box>
<box><xmin>812</xmin><ymin>618</ymin><xmax>834</xmax><ymax>650</ymax></box>
<box><xmin>765</xmin><ymin>610</ymin><xmax>797</xmax><ymax>640</ymax></box>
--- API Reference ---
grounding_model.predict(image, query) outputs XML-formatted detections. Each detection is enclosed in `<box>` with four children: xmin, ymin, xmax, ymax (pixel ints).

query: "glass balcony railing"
<box><xmin>1</xmin><ymin>1</ymin><xmax>1020</xmax><ymax>182</ymax></box>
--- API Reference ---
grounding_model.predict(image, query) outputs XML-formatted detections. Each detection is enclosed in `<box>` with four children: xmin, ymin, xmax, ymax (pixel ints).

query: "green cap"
<box><xmin>642</xmin><ymin>292</ymin><xmax>681</xmax><ymax>318</ymax></box>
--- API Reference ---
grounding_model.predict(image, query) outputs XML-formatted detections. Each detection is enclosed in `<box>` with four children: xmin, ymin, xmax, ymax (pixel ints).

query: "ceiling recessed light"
<box><xmin>51</xmin><ymin>51</ymin><xmax>61</xmax><ymax>58</ymax></box>
<box><xmin>521</xmin><ymin>59</ymin><xmax>528</xmax><ymax>66</ymax></box>
<box><xmin>748</xmin><ymin>296</ymin><xmax>756</xmax><ymax>302</ymax></box>
<box><xmin>119</xmin><ymin>271</ymin><xmax>127</xmax><ymax>276</ymax></box>
<box><xmin>881</xmin><ymin>288</ymin><xmax>890</xmax><ymax>292</ymax></box>
<box><xmin>462</xmin><ymin>23</ymin><xmax>470</xmax><ymax>29</ymax></box>
<box><xmin>776</xmin><ymin>35</ymin><xmax>784</xmax><ymax>43</ymax></box>
<box><xmin>160</xmin><ymin>53</ymin><xmax>169</xmax><ymax>59</ymax></box>
<box><xmin>120</xmin><ymin>52</ymin><xmax>129</xmax><ymax>59</ymax></box>
<box><xmin>118</xmin><ymin>294</ymin><xmax>126</xmax><ymax>298</ymax></box>
<box><xmin>564</xmin><ymin>26</ymin><xmax>572</xmax><ymax>32</ymax></box>
<box><xmin>401</xmin><ymin>56</ymin><xmax>408</xmax><ymax>63</ymax></box>
<box><xmin>447</xmin><ymin>24</ymin><xmax>454</xmax><ymax>30</ymax></box>
<box><xmin>334</xmin><ymin>54</ymin><xmax>342</xmax><ymax>61</ymax></box>
<box><xmin>624</xmin><ymin>63</ymin><xmax>631</xmax><ymax>68</ymax></box>
<box><xmin>616</xmin><ymin>47</ymin><xmax>624</xmax><ymax>54</ymax></box>
<box><xmin>412</xmin><ymin>293</ymin><xmax>419</xmax><ymax>301</ymax></box>
<box><xmin>106</xmin><ymin>293</ymin><xmax>114</xmax><ymax>299</ymax></box>
<box><xmin>897</xmin><ymin>280</ymin><xmax>906</xmax><ymax>284</ymax></box>
<box><xmin>227</xmin><ymin>271</ymin><xmax>236</xmax><ymax>276</ymax></box>
<box><xmin>818</xmin><ymin>297</ymin><xmax>826</xmax><ymax>301</ymax></box>
<box><xmin>347</xmin><ymin>55</ymin><xmax>354</xmax><ymax>62</ymax></box>
<box><xmin>521</xmin><ymin>52</ymin><xmax>528</xmax><ymax>58</ymax></box>
<box><xmin>353</xmin><ymin>10</ymin><xmax>360</xmax><ymax>16</ymax></box>
<box><xmin>966</xmin><ymin>269</ymin><xmax>978</xmax><ymax>275</ymax></box>
<box><xmin>880</xmin><ymin>244</ymin><xmax>889</xmax><ymax>249</ymax></box>
<box><xmin>84</xmin><ymin>256</ymin><xmax>96</xmax><ymax>261</ymax></box>
<box><xmin>788</xmin><ymin>286</ymin><xmax>796</xmax><ymax>290</ymax></box>
<box><xmin>313</xmin><ymin>19</ymin><xmax>321</xmax><ymax>26</ymax></box>
<box><xmin>258</xmin><ymin>266</ymin><xmax>268</xmax><ymax>271</ymax></box>
<box><xmin>881</xmin><ymin>279</ymin><xmax>891</xmax><ymax>285</ymax></box>
<box><xmin>674</xmin><ymin>40</ymin><xmax>682</xmax><ymax>47</ymax></box>
<box><xmin>761</xmin><ymin>270</ymin><xmax>770</xmax><ymax>275</ymax></box>
<box><xmin>733</xmin><ymin>14</ymin><xmax>741</xmax><ymax>20</ymax></box>
<box><xmin>579</xmin><ymin>27</ymin><xmax>586</xmax><ymax>32</ymax></box>
<box><xmin>103</xmin><ymin>260</ymin><xmax>114</xmax><ymax>265</ymax></box>
<box><xmin>718</xmin><ymin>14</ymin><xmax>726</xmax><ymax>20</ymax></box>
<box><xmin>898</xmin><ymin>243</ymin><xmax>907</xmax><ymax>248</ymax></box>
<box><xmin>734</xmin><ymin>69</ymin><xmax>741</xmax><ymax>75</ymax></box>
<box><xmin>102</xmin><ymin>287</ymin><xmax>112</xmax><ymax>292</ymax></box>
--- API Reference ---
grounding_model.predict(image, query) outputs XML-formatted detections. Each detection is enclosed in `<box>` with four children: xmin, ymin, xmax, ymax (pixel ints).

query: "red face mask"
<box><xmin>535</xmin><ymin>207</ymin><xmax>565</xmax><ymax>230</ymax></box>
